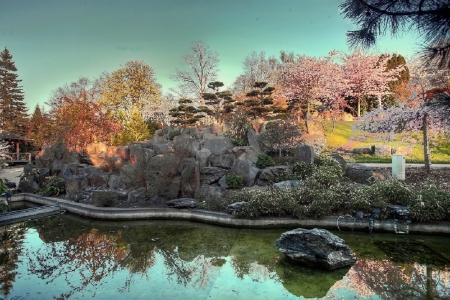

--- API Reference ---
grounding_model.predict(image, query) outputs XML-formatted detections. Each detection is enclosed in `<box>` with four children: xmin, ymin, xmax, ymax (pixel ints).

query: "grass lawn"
<box><xmin>322</xmin><ymin>120</ymin><xmax>450</xmax><ymax>164</ymax></box>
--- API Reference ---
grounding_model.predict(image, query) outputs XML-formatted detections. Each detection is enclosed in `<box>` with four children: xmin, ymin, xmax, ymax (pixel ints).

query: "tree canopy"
<box><xmin>0</xmin><ymin>47</ymin><xmax>28</xmax><ymax>135</ymax></box>
<box><xmin>340</xmin><ymin>0</ymin><xmax>450</xmax><ymax>68</ymax></box>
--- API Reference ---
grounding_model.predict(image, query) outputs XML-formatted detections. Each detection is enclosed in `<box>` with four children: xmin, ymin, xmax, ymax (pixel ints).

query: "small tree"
<box><xmin>169</xmin><ymin>98</ymin><xmax>207</xmax><ymax>127</ymax></box>
<box><xmin>202</xmin><ymin>81</ymin><xmax>236</xmax><ymax>124</ymax></box>
<box><xmin>259</xmin><ymin>118</ymin><xmax>302</xmax><ymax>157</ymax></box>
<box><xmin>243</xmin><ymin>81</ymin><xmax>281</xmax><ymax>119</ymax></box>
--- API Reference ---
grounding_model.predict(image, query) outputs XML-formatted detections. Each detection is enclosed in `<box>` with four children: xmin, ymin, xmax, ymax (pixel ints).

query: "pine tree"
<box><xmin>0</xmin><ymin>47</ymin><xmax>28</xmax><ymax>135</ymax></box>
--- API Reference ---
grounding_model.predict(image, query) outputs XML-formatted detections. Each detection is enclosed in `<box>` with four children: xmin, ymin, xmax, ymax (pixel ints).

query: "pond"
<box><xmin>1</xmin><ymin>209</ymin><xmax>450</xmax><ymax>299</ymax></box>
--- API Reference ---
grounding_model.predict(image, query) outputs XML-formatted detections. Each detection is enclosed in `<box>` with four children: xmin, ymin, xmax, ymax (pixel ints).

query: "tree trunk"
<box><xmin>357</xmin><ymin>98</ymin><xmax>361</xmax><ymax>118</ymax></box>
<box><xmin>305</xmin><ymin>100</ymin><xmax>311</xmax><ymax>133</ymax></box>
<box><xmin>423</xmin><ymin>113</ymin><xmax>431</xmax><ymax>173</ymax></box>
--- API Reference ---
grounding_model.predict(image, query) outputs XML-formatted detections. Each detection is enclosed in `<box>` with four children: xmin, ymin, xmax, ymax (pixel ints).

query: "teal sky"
<box><xmin>1</xmin><ymin>0</ymin><xmax>420</xmax><ymax>111</ymax></box>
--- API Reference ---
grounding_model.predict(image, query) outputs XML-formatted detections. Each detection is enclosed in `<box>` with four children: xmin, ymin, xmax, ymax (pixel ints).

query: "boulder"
<box><xmin>35</xmin><ymin>147</ymin><xmax>54</xmax><ymax>168</ymax></box>
<box><xmin>167</xmin><ymin>198</ymin><xmax>197</xmax><ymax>208</ymax></box>
<box><xmin>208</xmin><ymin>151</ymin><xmax>235</xmax><ymax>168</ymax></box>
<box><xmin>108</xmin><ymin>174</ymin><xmax>125</xmax><ymax>189</ymax></box>
<box><xmin>195</xmin><ymin>148</ymin><xmax>211</xmax><ymax>168</ymax></box>
<box><xmin>89</xmin><ymin>172</ymin><xmax>110</xmax><ymax>187</ymax></box>
<box><xmin>196</xmin><ymin>184</ymin><xmax>228</xmax><ymax>202</ymax></box>
<box><xmin>345</xmin><ymin>163</ymin><xmax>392</xmax><ymax>184</ymax></box>
<box><xmin>273</xmin><ymin>180</ymin><xmax>302</xmax><ymax>190</ymax></box>
<box><xmin>247</xmin><ymin>128</ymin><xmax>262</xmax><ymax>153</ymax></box>
<box><xmin>301</xmin><ymin>134</ymin><xmax>326</xmax><ymax>155</ymax></box>
<box><xmin>62</xmin><ymin>151</ymin><xmax>80</xmax><ymax>165</ymax></box>
<box><xmin>295</xmin><ymin>144</ymin><xmax>315</xmax><ymax>164</ymax></box>
<box><xmin>275</xmin><ymin>228</ymin><xmax>357</xmax><ymax>270</ymax></box>
<box><xmin>51</xmin><ymin>159</ymin><xmax>63</xmax><ymax>175</ymax></box>
<box><xmin>18</xmin><ymin>176</ymin><xmax>39</xmax><ymax>193</ymax></box>
<box><xmin>153</xmin><ymin>143</ymin><xmax>172</xmax><ymax>155</ymax></box>
<box><xmin>173</xmin><ymin>133</ymin><xmax>199</xmax><ymax>154</ymax></box>
<box><xmin>90</xmin><ymin>190</ymin><xmax>127</xmax><ymax>207</ymax></box>
<box><xmin>257</xmin><ymin>165</ymin><xmax>292</xmax><ymax>186</ymax></box>
<box><xmin>203</xmin><ymin>137</ymin><xmax>234</xmax><ymax>155</ymax></box>
<box><xmin>329</xmin><ymin>152</ymin><xmax>347</xmax><ymax>171</ymax></box>
<box><xmin>128</xmin><ymin>187</ymin><xmax>147</xmax><ymax>203</ymax></box>
<box><xmin>52</xmin><ymin>142</ymin><xmax>68</xmax><ymax>160</ymax></box>
<box><xmin>129</xmin><ymin>143</ymin><xmax>145</xmax><ymax>163</ymax></box>
<box><xmin>352</xmin><ymin>147</ymin><xmax>373</xmax><ymax>154</ymax></box>
<box><xmin>218</xmin><ymin>175</ymin><xmax>228</xmax><ymax>188</ymax></box>
<box><xmin>230</xmin><ymin>158</ymin><xmax>260</xmax><ymax>187</ymax></box>
<box><xmin>200</xmin><ymin>167</ymin><xmax>227</xmax><ymax>185</ymax></box>
<box><xmin>226</xmin><ymin>201</ymin><xmax>246</xmax><ymax>215</ymax></box>
<box><xmin>232</xmin><ymin>146</ymin><xmax>259</xmax><ymax>164</ymax></box>
<box><xmin>116</xmin><ymin>146</ymin><xmax>130</xmax><ymax>160</ymax></box>
<box><xmin>180</xmin><ymin>158</ymin><xmax>200</xmax><ymax>197</ymax></box>
<box><xmin>65</xmin><ymin>175</ymin><xmax>89</xmax><ymax>200</ymax></box>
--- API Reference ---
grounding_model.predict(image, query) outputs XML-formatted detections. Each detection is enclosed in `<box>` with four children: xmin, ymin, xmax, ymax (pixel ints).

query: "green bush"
<box><xmin>256</xmin><ymin>153</ymin><xmax>276</xmax><ymax>169</ymax></box>
<box><xmin>292</xmin><ymin>161</ymin><xmax>314</xmax><ymax>180</ymax></box>
<box><xmin>38</xmin><ymin>176</ymin><xmax>66</xmax><ymax>197</ymax></box>
<box><xmin>407</xmin><ymin>185</ymin><xmax>450</xmax><ymax>222</ymax></box>
<box><xmin>168</xmin><ymin>129</ymin><xmax>181</xmax><ymax>140</ymax></box>
<box><xmin>226</xmin><ymin>174</ymin><xmax>244</xmax><ymax>189</ymax></box>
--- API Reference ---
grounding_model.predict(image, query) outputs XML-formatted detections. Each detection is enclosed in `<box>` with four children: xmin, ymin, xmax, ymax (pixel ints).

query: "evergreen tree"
<box><xmin>0</xmin><ymin>47</ymin><xmax>28</xmax><ymax>135</ymax></box>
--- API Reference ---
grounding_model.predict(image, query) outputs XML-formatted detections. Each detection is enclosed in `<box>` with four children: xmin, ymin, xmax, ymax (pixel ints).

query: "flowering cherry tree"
<box><xmin>340</xmin><ymin>50</ymin><xmax>405</xmax><ymax>117</ymax></box>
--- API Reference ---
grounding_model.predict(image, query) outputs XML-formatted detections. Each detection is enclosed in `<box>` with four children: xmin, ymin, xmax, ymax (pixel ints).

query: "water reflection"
<box><xmin>1</xmin><ymin>214</ymin><xmax>450</xmax><ymax>299</ymax></box>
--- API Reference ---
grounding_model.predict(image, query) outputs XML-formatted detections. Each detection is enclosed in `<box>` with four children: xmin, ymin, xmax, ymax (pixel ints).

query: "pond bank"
<box><xmin>6</xmin><ymin>193</ymin><xmax>450</xmax><ymax>235</ymax></box>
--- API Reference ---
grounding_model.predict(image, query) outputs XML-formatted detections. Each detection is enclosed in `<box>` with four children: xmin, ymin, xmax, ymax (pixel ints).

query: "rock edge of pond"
<box><xmin>6</xmin><ymin>193</ymin><xmax>450</xmax><ymax>235</ymax></box>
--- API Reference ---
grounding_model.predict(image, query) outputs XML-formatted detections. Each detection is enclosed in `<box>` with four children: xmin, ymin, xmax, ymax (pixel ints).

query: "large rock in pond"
<box><xmin>275</xmin><ymin>228</ymin><xmax>357</xmax><ymax>270</ymax></box>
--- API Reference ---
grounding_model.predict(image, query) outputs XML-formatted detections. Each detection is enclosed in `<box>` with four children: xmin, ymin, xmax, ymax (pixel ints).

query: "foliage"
<box><xmin>258</xmin><ymin>119</ymin><xmax>302</xmax><ymax>157</ymax></box>
<box><xmin>0</xmin><ymin>47</ymin><xmax>28</xmax><ymax>136</ymax></box>
<box><xmin>170</xmin><ymin>41</ymin><xmax>219</xmax><ymax>104</ymax></box>
<box><xmin>243</xmin><ymin>81</ymin><xmax>283</xmax><ymax>119</ymax></box>
<box><xmin>405</xmin><ymin>185</ymin><xmax>450</xmax><ymax>222</ymax></box>
<box><xmin>112</xmin><ymin>108</ymin><xmax>150</xmax><ymax>145</ymax></box>
<box><xmin>202</xmin><ymin>81</ymin><xmax>236</xmax><ymax>123</ymax></box>
<box><xmin>168</xmin><ymin>129</ymin><xmax>182</xmax><ymax>140</ymax></box>
<box><xmin>224</xmin><ymin>110</ymin><xmax>250</xmax><ymax>146</ymax></box>
<box><xmin>37</xmin><ymin>176</ymin><xmax>66</xmax><ymax>197</ymax></box>
<box><xmin>339</xmin><ymin>0</ymin><xmax>450</xmax><ymax>68</ymax></box>
<box><xmin>292</xmin><ymin>161</ymin><xmax>315</xmax><ymax>180</ymax></box>
<box><xmin>255</xmin><ymin>153</ymin><xmax>275</xmax><ymax>169</ymax></box>
<box><xmin>169</xmin><ymin>98</ymin><xmax>207</xmax><ymax>126</ymax></box>
<box><xmin>99</xmin><ymin>60</ymin><xmax>162</xmax><ymax>124</ymax></box>
<box><xmin>226</xmin><ymin>174</ymin><xmax>244</xmax><ymax>189</ymax></box>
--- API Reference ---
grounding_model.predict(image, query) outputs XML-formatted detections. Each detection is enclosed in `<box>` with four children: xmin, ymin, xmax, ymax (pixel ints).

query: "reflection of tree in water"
<box><xmin>0</xmin><ymin>224</ymin><xmax>26</xmax><ymax>297</ymax></box>
<box><xmin>349</xmin><ymin>259</ymin><xmax>450</xmax><ymax>299</ymax></box>
<box><xmin>159</xmin><ymin>247</ymin><xmax>221</xmax><ymax>290</ymax></box>
<box><xmin>27</xmin><ymin>228</ymin><xmax>128</xmax><ymax>299</ymax></box>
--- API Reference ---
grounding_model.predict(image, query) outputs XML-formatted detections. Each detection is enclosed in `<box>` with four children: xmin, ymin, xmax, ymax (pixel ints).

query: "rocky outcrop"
<box><xmin>275</xmin><ymin>228</ymin><xmax>357</xmax><ymax>270</ymax></box>
<box><xmin>230</xmin><ymin>158</ymin><xmax>260</xmax><ymax>187</ymax></box>
<box><xmin>257</xmin><ymin>166</ymin><xmax>292</xmax><ymax>186</ymax></box>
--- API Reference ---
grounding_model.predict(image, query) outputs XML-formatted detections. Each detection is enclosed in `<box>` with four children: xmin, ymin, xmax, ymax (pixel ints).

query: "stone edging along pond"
<box><xmin>8</xmin><ymin>193</ymin><xmax>450</xmax><ymax>235</ymax></box>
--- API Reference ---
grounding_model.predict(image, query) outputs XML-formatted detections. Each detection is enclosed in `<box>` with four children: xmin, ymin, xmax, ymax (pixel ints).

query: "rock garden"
<box><xmin>17</xmin><ymin>124</ymin><xmax>450</xmax><ymax>224</ymax></box>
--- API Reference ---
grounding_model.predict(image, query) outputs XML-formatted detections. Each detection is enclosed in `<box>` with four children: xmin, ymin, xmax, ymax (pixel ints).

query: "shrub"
<box><xmin>292</xmin><ymin>161</ymin><xmax>314</xmax><ymax>180</ymax></box>
<box><xmin>38</xmin><ymin>175</ymin><xmax>66</xmax><ymax>197</ymax></box>
<box><xmin>407</xmin><ymin>185</ymin><xmax>450</xmax><ymax>222</ymax></box>
<box><xmin>226</xmin><ymin>174</ymin><xmax>244</xmax><ymax>189</ymax></box>
<box><xmin>168</xmin><ymin>129</ymin><xmax>181</xmax><ymax>140</ymax></box>
<box><xmin>256</xmin><ymin>153</ymin><xmax>275</xmax><ymax>169</ymax></box>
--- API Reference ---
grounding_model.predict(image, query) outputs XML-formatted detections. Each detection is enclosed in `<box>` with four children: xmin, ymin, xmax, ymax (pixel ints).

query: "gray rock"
<box><xmin>91</xmin><ymin>190</ymin><xmax>127</xmax><ymax>207</ymax></box>
<box><xmin>247</xmin><ymin>128</ymin><xmax>262</xmax><ymax>153</ymax></box>
<box><xmin>167</xmin><ymin>198</ymin><xmax>197</xmax><ymax>208</ymax></box>
<box><xmin>273</xmin><ymin>180</ymin><xmax>302</xmax><ymax>190</ymax></box>
<box><xmin>275</xmin><ymin>228</ymin><xmax>357</xmax><ymax>270</ymax></box>
<box><xmin>226</xmin><ymin>201</ymin><xmax>246</xmax><ymax>214</ymax></box>
<box><xmin>18</xmin><ymin>176</ymin><xmax>39</xmax><ymax>193</ymax></box>
<box><xmin>153</xmin><ymin>143</ymin><xmax>172</xmax><ymax>155</ymax></box>
<box><xmin>232</xmin><ymin>146</ymin><xmax>259</xmax><ymax>164</ymax></box>
<box><xmin>295</xmin><ymin>144</ymin><xmax>315</xmax><ymax>164</ymax></box>
<box><xmin>89</xmin><ymin>172</ymin><xmax>110</xmax><ymax>187</ymax></box>
<box><xmin>128</xmin><ymin>187</ymin><xmax>147</xmax><ymax>203</ymax></box>
<box><xmin>166</xmin><ymin>176</ymin><xmax>181</xmax><ymax>199</ymax></box>
<box><xmin>230</xmin><ymin>158</ymin><xmax>260</xmax><ymax>187</ymax></box>
<box><xmin>330</xmin><ymin>153</ymin><xmax>347</xmax><ymax>171</ymax></box>
<box><xmin>173</xmin><ymin>133</ymin><xmax>199</xmax><ymax>154</ymax></box>
<box><xmin>35</xmin><ymin>147</ymin><xmax>54</xmax><ymax>168</ymax></box>
<box><xmin>200</xmin><ymin>167</ymin><xmax>227</xmax><ymax>185</ymax></box>
<box><xmin>345</xmin><ymin>163</ymin><xmax>392</xmax><ymax>184</ymax></box>
<box><xmin>51</xmin><ymin>159</ymin><xmax>63</xmax><ymax>175</ymax></box>
<box><xmin>108</xmin><ymin>174</ymin><xmax>125</xmax><ymax>189</ymax></box>
<box><xmin>257</xmin><ymin>165</ymin><xmax>292</xmax><ymax>186</ymax></box>
<box><xmin>196</xmin><ymin>184</ymin><xmax>228</xmax><ymax>201</ymax></box>
<box><xmin>116</xmin><ymin>146</ymin><xmax>130</xmax><ymax>160</ymax></box>
<box><xmin>218</xmin><ymin>175</ymin><xmax>228</xmax><ymax>188</ymax></box>
<box><xmin>195</xmin><ymin>148</ymin><xmax>211</xmax><ymax>168</ymax></box>
<box><xmin>203</xmin><ymin>137</ymin><xmax>234</xmax><ymax>155</ymax></box>
<box><xmin>62</xmin><ymin>151</ymin><xmax>80</xmax><ymax>165</ymax></box>
<box><xmin>65</xmin><ymin>175</ymin><xmax>89</xmax><ymax>200</ymax></box>
<box><xmin>180</xmin><ymin>158</ymin><xmax>199</xmax><ymax>197</ymax></box>
<box><xmin>208</xmin><ymin>152</ymin><xmax>235</xmax><ymax>168</ymax></box>
<box><xmin>52</xmin><ymin>142</ymin><xmax>68</xmax><ymax>160</ymax></box>
<box><xmin>129</xmin><ymin>143</ymin><xmax>145</xmax><ymax>163</ymax></box>
<box><xmin>352</xmin><ymin>147</ymin><xmax>373</xmax><ymax>154</ymax></box>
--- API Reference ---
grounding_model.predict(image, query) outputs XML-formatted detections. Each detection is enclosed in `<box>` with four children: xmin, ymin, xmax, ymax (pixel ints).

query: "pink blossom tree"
<box><xmin>276</xmin><ymin>51</ymin><xmax>350</xmax><ymax>132</ymax></box>
<box><xmin>340</xmin><ymin>50</ymin><xmax>404</xmax><ymax>118</ymax></box>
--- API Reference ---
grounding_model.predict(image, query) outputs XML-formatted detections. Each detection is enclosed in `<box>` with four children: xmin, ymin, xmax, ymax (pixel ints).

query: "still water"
<box><xmin>1</xmin><ymin>211</ymin><xmax>450</xmax><ymax>299</ymax></box>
